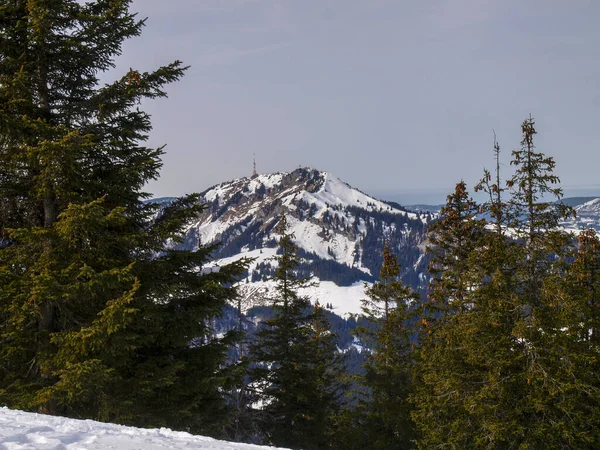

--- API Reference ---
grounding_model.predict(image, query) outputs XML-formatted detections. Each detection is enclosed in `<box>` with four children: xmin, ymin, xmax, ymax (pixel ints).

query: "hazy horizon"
<box><xmin>148</xmin><ymin>165</ymin><xmax>600</xmax><ymax>206</ymax></box>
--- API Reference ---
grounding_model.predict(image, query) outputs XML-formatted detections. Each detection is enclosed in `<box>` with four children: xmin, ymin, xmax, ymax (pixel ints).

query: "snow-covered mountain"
<box><xmin>562</xmin><ymin>197</ymin><xmax>600</xmax><ymax>231</ymax></box>
<box><xmin>0</xmin><ymin>407</ymin><xmax>287</xmax><ymax>450</ymax></box>
<box><xmin>173</xmin><ymin>168</ymin><xmax>432</xmax><ymax>317</ymax></box>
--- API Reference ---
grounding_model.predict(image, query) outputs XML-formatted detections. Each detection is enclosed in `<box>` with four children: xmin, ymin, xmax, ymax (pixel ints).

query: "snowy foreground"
<box><xmin>0</xmin><ymin>407</ymin><xmax>287</xmax><ymax>450</ymax></box>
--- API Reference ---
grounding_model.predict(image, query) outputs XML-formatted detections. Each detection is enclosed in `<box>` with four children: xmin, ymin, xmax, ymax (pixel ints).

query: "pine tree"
<box><xmin>356</xmin><ymin>244</ymin><xmax>418</xmax><ymax>449</ymax></box>
<box><xmin>567</xmin><ymin>229</ymin><xmax>600</xmax><ymax>441</ymax></box>
<box><xmin>507</xmin><ymin>116</ymin><xmax>573</xmax><ymax>243</ymax></box>
<box><xmin>571</xmin><ymin>229</ymin><xmax>600</xmax><ymax>347</ymax></box>
<box><xmin>0</xmin><ymin>0</ymin><xmax>246</xmax><ymax>436</ymax></box>
<box><xmin>411</xmin><ymin>181</ymin><xmax>489</xmax><ymax>447</ymax></box>
<box><xmin>506</xmin><ymin>116</ymin><xmax>574</xmax><ymax>312</ymax></box>
<box><xmin>418</xmin><ymin>181</ymin><xmax>486</xmax><ymax>334</ymax></box>
<box><xmin>501</xmin><ymin>117</ymin><xmax>600</xmax><ymax>447</ymax></box>
<box><xmin>250</xmin><ymin>215</ymin><xmax>344</xmax><ymax>449</ymax></box>
<box><xmin>412</xmin><ymin>118</ymin><xmax>600</xmax><ymax>448</ymax></box>
<box><xmin>469</xmin><ymin>121</ymin><xmax>599</xmax><ymax>447</ymax></box>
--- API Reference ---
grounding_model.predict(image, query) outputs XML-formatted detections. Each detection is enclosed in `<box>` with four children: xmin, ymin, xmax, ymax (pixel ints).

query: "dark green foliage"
<box><xmin>426</xmin><ymin>181</ymin><xmax>485</xmax><ymax>310</ymax></box>
<box><xmin>347</xmin><ymin>245</ymin><xmax>418</xmax><ymax>450</ymax></box>
<box><xmin>245</xmin><ymin>305</ymin><xmax>366</xmax><ymax>363</ymax></box>
<box><xmin>250</xmin><ymin>215</ymin><xmax>344</xmax><ymax>449</ymax></box>
<box><xmin>0</xmin><ymin>0</ymin><xmax>246</xmax><ymax>436</ymax></box>
<box><xmin>506</xmin><ymin>117</ymin><xmax>574</xmax><ymax>240</ymax></box>
<box><xmin>412</xmin><ymin>117</ymin><xmax>600</xmax><ymax>448</ymax></box>
<box><xmin>411</xmin><ymin>183</ymin><xmax>489</xmax><ymax>447</ymax></box>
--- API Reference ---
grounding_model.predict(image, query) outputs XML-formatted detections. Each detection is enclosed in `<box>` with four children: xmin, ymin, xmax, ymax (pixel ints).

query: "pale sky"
<box><xmin>115</xmin><ymin>0</ymin><xmax>600</xmax><ymax>204</ymax></box>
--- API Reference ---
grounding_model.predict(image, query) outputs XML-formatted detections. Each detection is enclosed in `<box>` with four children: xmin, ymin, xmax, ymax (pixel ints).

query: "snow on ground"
<box><xmin>0</xmin><ymin>408</ymin><xmax>287</xmax><ymax>450</ymax></box>
<box><xmin>248</xmin><ymin>173</ymin><xmax>285</xmax><ymax>191</ymax></box>
<box><xmin>299</xmin><ymin>280</ymin><xmax>366</xmax><ymax>316</ymax></box>
<box><xmin>314</xmin><ymin>173</ymin><xmax>410</xmax><ymax>216</ymax></box>
<box><xmin>194</xmin><ymin>217</ymin><xmax>237</xmax><ymax>247</ymax></box>
<box><xmin>235</xmin><ymin>278</ymin><xmax>367</xmax><ymax>318</ymax></box>
<box><xmin>560</xmin><ymin>197</ymin><xmax>600</xmax><ymax>232</ymax></box>
<box><xmin>285</xmin><ymin>215</ymin><xmax>364</xmax><ymax>271</ymax></box>
<box><xmin>209</xmin><ymin>247</ymin><xmax>278</xmax><ymax>271</ymax></box>
<box><xmin>206</xmin><ymin>247</ymin><xmax>369</xmax><ymax>317</ymax></box>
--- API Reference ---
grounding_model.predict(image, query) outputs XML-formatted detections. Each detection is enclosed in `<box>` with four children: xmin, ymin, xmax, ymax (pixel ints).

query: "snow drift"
<box><xmin>0</xmin><ymin>407</ymin><xmax>287</xmax><ymax>450</ymax></box>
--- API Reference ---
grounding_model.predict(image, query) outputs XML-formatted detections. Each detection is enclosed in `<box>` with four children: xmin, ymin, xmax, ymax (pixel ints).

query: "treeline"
<box><xmin>407</xmin><ymin>118</ymin><xmax>600</xmax><ymax>448</ymax></box>
<box><xmin>1</xmin><ymin>3</ymin><xmax>599</xmax><ymax>449</ymax></box>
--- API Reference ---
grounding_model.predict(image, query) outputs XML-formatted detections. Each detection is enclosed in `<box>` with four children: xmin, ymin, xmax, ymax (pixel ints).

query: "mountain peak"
<box><xmin>200</xmin><ymin>167</ymin><xmax>416</xmax><ymax>220</ymax></box>
<box><xmin>173</xmin><ymin>168</ymin><xmax>432</xmax><ymax>316</ymax></box>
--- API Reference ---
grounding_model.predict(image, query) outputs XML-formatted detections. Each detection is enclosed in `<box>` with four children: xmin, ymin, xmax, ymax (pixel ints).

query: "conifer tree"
<box><xmin>250</xmin><ymin>215</ymin><xmax>343</xmax><ymax>449</ymax></box>
<box><xmin>566</xmin><ymin>230</ymin><xmax>600</xmax><ymax>442</ymax></box>
<box><xmin>507</xmin><ymin>116</ymin><xmax>573</xmax><ymax>243</ymax></box>
<box><xmin>500</xmin><ymin>117</ymin><xmax>600</xmax><ymax>446</ymax></box>
<box><xmin>423</xmin><ymin>181</ymin><xmax>485</xmax><ymax>314</ymax></box>
<box><xmin>411</xmin><ymin>182</ymin><xmax>489</xmax><ymax>447</ymax></box>
<box><xmin>0</xmin><ymin>0</ymin><xmax>246</xmax><ymax>435</ymax></box>
<box><xmin>413</xmin><ymin>118</ymin><xmax>600</xmax><ymax>448</ymax></box>
<box><xmin>571</xmin><ymin>228</ymin><xmax>600</xmax><ymax>347</ymax></box>
<box><xmin>506</xmin><ymin>116</ymin><xmax>574</xmax><ymax>312</ymax></box>
<box><xmin>356</xmin><ymin>244</ymin><xmax>417</xmax><ymax>449</ymax></box>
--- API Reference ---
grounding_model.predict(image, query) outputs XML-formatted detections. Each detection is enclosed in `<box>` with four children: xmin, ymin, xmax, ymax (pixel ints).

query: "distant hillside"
<box><xmin>562</xmin><ymin>197</ymin><xmax>600</xmax><ymax>231</ymax></box>
<box><xmin>145</xmin><ymin>196</ymin><xmax>178</xmax><ymax>205</ymax></box>
<box><xmin>559</xmin><ymin>196</ymin><xmax>599</xmax><ymax>207</ymax></box>
<box><xmin>166</xmin><ymin>168</ymin><xmax>431</xmax><ymax>317</ymax></box>
<box><xmin>406</xmin><ymin>204</ymin><xmax>444</xmax><ymax>214</ymax></box>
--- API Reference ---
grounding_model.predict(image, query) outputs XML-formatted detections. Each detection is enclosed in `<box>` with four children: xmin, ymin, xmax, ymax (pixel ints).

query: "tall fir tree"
<box><xmin>411</xmin><ymin>181</ymin><xmax>490</xmax><ymax>447</ymax></box>
<box><xmin>506</xmin><ymin>116</ymin><xmax>574</xmax><ymax>312</ymax></box>
<box><xmin>425</xmin><ymin>181</ymin><xmax>485</xmax><ymax>311</ymax></box>
<box><xmin>413</xmin><ymin>117</ymin><xmax>600</xmax><ymax>448</ymax></box>
<box><xmin>355</xmin><ymin>244</ymin><xmax>418</xmax><ymax>449</ymax></box>
<box><xmin>499</xmin><ymin>117</ymin><xmax>598</xmax><ymax>447</ymax></box>
<box><xmin>507</xmin><ymin>116</ymin><xmax>573</xmax><ymax>243</ymax></box>
<box><xmin>0</xmin><ymin>0</ymin><xmax>246</xmax><ymax>436</ymax></box>
<box><xmin>566</xmin><ymin>229</ymin><xmax>600</xmax><ymax>443</ymax></box>
<box><xmin>249</xmin><ymin>215</ymin><xmax>344</xmax><ymax>449</ymax></box>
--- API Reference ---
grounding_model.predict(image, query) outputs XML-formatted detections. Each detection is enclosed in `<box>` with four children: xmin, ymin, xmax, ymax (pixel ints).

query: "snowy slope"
<box><xmin>191</xmin><ymin>168</ymin><xmax>425</xmax><ymax>269</ymax></box>
<box><xmin>557</xmin><ymin>197</ymin><xmax>600</xmax><ymax>232</ymax></box>
<box><xmin>569</xmin><ymin>197</ymin><xmax>600</xmax><ymax>231</ymax></box>
<box><xmin>208</xmin><ymin>247</ymin><xmax>366</xmax><ymax>316</ymax></box>
<box><xmin>165</xmin><ymin>168</ymin><xmax>431</xmax><ymax>318</ymax></box>
<box><xmin>0</xmin><ymin>407</ymin><xmax>287</xmax><ymax>450</ymax></box>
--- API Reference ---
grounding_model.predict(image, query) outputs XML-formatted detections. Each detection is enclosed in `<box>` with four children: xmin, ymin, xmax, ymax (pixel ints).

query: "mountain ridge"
<box><xmin>169</xmin><ymin>167</ymin><xmax>431</xmax><ymax>316</ymax></box>
<box><xmin>156</xmin><ymin>169</ymin><xmax>600</xmax><ymax>316</ymax></box>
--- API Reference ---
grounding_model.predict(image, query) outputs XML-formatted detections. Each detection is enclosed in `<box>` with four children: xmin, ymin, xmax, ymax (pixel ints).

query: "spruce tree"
<box><xmin>570</xmin><ymin>228</ymin><xmax>600</xmax><ymax>348</ymax></box>
<box><xmin>567</xmin><ymin>229</ymin><xmax>600</xmax><ymax>443</ymax></box>
<box><xmin>425</xmin><ymin>181</ymin><xmax>485</xmax><ymax>310</ymax></box>
<box><xmin>506</xmin><ymin>116</ymin><xmax>574</xmax><ymax>312</ymax></box>
<box><xmin>501</xmin><ymin>117</ymin><xmax>599</xmax><ymax>447</ymax></box>
<box><xmin>413</xmin><ymin>118</ymin><xmax>600</xmax><ymax>448</ymax></box>
<box><xmin>250</xmin><ymin>215</ymin><xmax>343</xmax><ymax>449</ymax></box>
<box><xmin>0</xmin><ymin>0</ymin><xmax>246</xmax><ymax>436</ymax></box>
<box><xmin>411</xmin><ymin>181</ymin><xmax>489</xmax><ymax>447</ymax></box>
<box><xmin>507</xmin><ymin>116</ymin><xmax>573</xmax><ymax>243</ymax></box>
<box><xmin>357</xmin><ymin>244</ymin><xmax>418</xmax><ymax>449</ymax></box>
